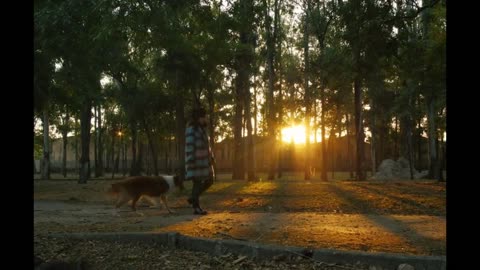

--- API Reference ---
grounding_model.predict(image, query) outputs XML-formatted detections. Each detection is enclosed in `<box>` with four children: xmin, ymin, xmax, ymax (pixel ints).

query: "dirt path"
<box><xmin>34</xmin><ymin>178</ymin><xmax>446</xmax><ymax>256</ymax></box>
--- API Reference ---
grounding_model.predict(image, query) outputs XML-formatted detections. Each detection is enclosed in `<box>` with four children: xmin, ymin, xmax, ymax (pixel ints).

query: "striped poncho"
<box><xmin>185</xmin><ymin>125</ymin><xmax>213</xmax><ymax>180</ymax></box>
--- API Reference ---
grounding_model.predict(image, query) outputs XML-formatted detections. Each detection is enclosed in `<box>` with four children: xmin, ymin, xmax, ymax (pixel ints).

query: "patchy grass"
<box><xmin>34</xmin><ymin>174</ymin><xmax>446</xmax><ymax>257</ymax></box>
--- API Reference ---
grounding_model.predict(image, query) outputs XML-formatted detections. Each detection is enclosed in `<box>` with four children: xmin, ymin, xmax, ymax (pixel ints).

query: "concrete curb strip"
<box><xmin>48</xmin><ymin>232</ymin><xmax>446</xmax><ymax>270</ymax></box>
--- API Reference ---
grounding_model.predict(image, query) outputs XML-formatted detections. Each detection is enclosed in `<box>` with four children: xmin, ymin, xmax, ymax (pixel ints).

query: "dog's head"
<box><xmin>173</xmin><ymin>175</ymin><xmax>185</xmax><ymax>191</ymax></box>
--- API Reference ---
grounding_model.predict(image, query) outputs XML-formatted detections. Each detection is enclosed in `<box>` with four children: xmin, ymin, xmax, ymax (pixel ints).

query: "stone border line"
<box><xmin>47</xmin><ymin>232</ymin><xmax>446</xmax><ymax>270</ymax></box>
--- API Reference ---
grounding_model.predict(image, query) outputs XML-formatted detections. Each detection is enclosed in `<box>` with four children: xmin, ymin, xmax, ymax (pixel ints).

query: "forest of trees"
<box><xmin>34</xmin><ymin>0</ymin><xmax>446</xmax><ymax>183</ymax></box>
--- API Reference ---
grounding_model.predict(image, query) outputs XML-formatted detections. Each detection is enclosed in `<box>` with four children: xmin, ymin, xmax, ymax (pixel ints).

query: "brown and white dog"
<box><xmin>107</xmin><ymin>175</ymin><xmax>184</xmax><ymax>215</ymax></box>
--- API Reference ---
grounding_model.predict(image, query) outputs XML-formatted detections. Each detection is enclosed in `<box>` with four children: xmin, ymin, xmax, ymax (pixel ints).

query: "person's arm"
<box><xmin>206</xmin><ymin>131</ymin><xmax>215</xmax><ymax>165</ymax></box>
<box><xmin>185</xmin><ymin>127</ymin><xmax>196</xmax><ymax>170</ymax></box>
<box><xmin>210</xmin><ymin>147</ymin><xmax>215</xmax><ymax>166</ymax></box>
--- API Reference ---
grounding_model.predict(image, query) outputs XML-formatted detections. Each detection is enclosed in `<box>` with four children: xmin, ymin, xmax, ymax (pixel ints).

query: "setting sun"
<box><xmin>281</xmin><ymin>125</ymin><xmax>317</xmax><ymax>144</ymax></box>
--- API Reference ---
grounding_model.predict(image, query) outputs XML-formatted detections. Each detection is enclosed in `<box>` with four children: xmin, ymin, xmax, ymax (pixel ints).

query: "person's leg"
<box><xmin>191</xmin><ymin>178</ymin><xmax>207</xmax><ymax>215</ymax></box>
<box><xmin>199</xmin><ymin>176</ymin><xmax>213</xmax><ymax>195</ymax></box>
<box><xmin>191</xmin><ymin>178</ymin><xmax>201</xmax><ymax>208</ymax></box>
<box><xmin>193</xmin><ymin>176</ymin><xmax>213</xmax><ymax>214</ymax></box>
<box><xmin>188</xmin><ymin>176</ymin><xmax>213</xmax><ymax>202</ymax></box>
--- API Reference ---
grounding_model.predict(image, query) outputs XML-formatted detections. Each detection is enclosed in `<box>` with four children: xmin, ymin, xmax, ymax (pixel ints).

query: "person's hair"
<box><xmin>188</xmin><ymin>107</ymin><xmax>207</xmax><ymax>127</ymax></box>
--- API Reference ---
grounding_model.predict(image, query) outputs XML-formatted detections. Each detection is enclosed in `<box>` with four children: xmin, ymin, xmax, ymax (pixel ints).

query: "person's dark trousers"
<box><xmin>191</xmin><ymin>176</ymin><xmax>213</xmax><ymax>208</ymax></box>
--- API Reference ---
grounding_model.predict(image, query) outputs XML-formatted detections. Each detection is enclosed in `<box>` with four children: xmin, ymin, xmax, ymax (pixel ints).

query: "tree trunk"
<box><xmin>123</xmin><ymin>138</ymin><xmax>127</xmax><ymax>176</ymax></box>
<box><xmin>436</xmin><ymin>131</ymin><xmax>444</xmax><ymax>182</ymax></box>
<box><xmin>331</xmin><ymin>106</ymin><xmax>340</xmax><ymax>179</ymax></box>
<box><xmin>330</xmin><ymin>127</ymin><xmax>335</xmax><ymax>180</ymax></box>
<box><xmin>41</xmin><ymin>109</ymin><xmax>50</xmax><ymax>180</ymax></box>
<box><xmin>111</xmin><ymin>132</ymin><xmax>117</xmax><ymax>179</ymax></box>
<box><xmin>416</xmin><ymin>120</ymin><xmax>422</xmax><ymax>170</ymax></box>
<box><xmin>165</xmin><ymin>138</ymin><xmax>169</xmax><ymax>173</ymax></box>
<box><xmin>370</xmin><ymin>107</ymin><xmax>377</xmax><ymax>176</ymax></box>
<box><xmin>276</xmin><ymin>0</ymin><xmax>283</xmax><ymax>180</ymax></box>
<box><xmin>267</xmin><ymin>55</ymin><xmax>276</xmax><ymax>176</ymax></box>
<box><xmin>143</xmin><ymin>118</ymin><xmax>159</xmax><ymax>176</ymax></box>
<box><xmin>253</xmin><ymin>74</ymin><xmax>258</xmax><ymax>137</ymax></box>
<box><xmin>175</xmin><ymin>91</ymin><xmax>186</xmax><ymax>180</ymax></box>
<box><xmin>94</xmin><ymin>106</ymin><xmax>98</xmax><ymax>177</ymax></box>
<box><xmin>33</xmin><ymin>116</ymin><xmax>36</xmax><ymax>174</ymax></box>
<box><xmin>146</xmin><ymin>140</ymin><xmax>151</xmax><ymax>175</ymax></box>
<box><xmin>346</xmin><ymin>113</ymin><xmax>354</xmax><ymax>178</ymax></box>
<box><xmin>79</xmin><ymin>100</ymin><xmax>92</xmax><ymax>184</ymax></box>
<box><xmin>135</xmin><ymin>142</ymin><xmax>143</xmax><ymax>175</ymax></box>
<box><xmin>245</xmin><ymin>84</ymin><xmax>256</xmax><ymax>181</ymax></box>
<box><xmin>378</xmin><ymin>117</ymin><xmax>385</xmax><ymax>169</ymax></box>
<box><xmin>75</xmin><ymin>118</ymin><xmax>79</xmax><ymax>173</ymax></box>
<box><xmin>407</xmin><ymin>118</ymin><xmax>414</xmax><ymax>180</ymax></box>
<box><xmin>303</xmin><ymin>0</ymin><xmax>311</xmax><ymax>181</ymax></box>
<box><xmin>313</xmin><ymin>101</ymin><xmax>318</xmax><ymax>177</ymax></box>
<box><xmin>233</xmin><ymin>79</ymin><xmax>245</xmax><ymax>180</ymax></box>
<box><xmin>129</xmin><ymin>122</ymin><xmax>138</xmax><ymax>176</ymax></box>
<box><xmin>34</xmin><ymin>116</ymin><xmax>37</xmax><ymax>174</ymax></box>
<box><xmin>253</xmin><ymin>72</ymin><xmax>258</xmax><ymax>175</ymax></box>
<box><xmin>112</xmin><ymin>136</ymin><xmax>120</xmax><ymax>179</ymax></box>
<box><xmin>277</xmin><ymin>143</ymin><xmax>282</xmax><ymax>179</ymax></box>
<box><xmin>305</xmin><ymin>113</ymin><xmax>311</xmax><ymax>181</ymax></box>
<box><xmin>400</xmin><ymin>115</ymin><xmax>409</xmax><ymax>159</ymax></box>
<box><xmin>169</xmin><ymin>135</ymin><xmax>174</xmax><ymax>173</ymax></box>
<box><xmin>439</xmin><ymin>132</ymin><xmax>445</xmax><ymax>182</ymax></box>
<box><xmin>426</xmin><ymin>99</ymin><xmax>439</xmax><ymax>180</ymax></box>
<box><xmin>262</xmin><ymin>0</ymin><xmax>278</xmax><ymax>181</ymax></box>
<box><xmin>354</xmin><ymin>70</ymin><xmax>366</xmax><ymax>181</ymax></box>
<box><xmin>394</xmin><ymin>117</ymin><xmax>399</xmax><ymax>159</ymax></box>
<box><xmin>277</xmin><ymin>100</ymin><xmax>283</xmax><ymax>180</ymax></box>
<box><xmin>62</xmin><ymin>109</ymin><xmax>69</xmax><ymax>178</ymax></box>
<box><xmin>421</xmin><ymin>0</ymin><xmax>440</xmax><ymax>180</ymax></box>
<box><xmin>407</xmin><ymin>88</ymin><xmax>415</xmax><ymax>180</ymax></box>
<box><xmin>62</xmin><ymin>131</ymin><xmax>68</xmax><ymax>178</ymax></box>
<box><xmin>234</xmin><ymin>0</ymin><xmax>256</xmax><ymax>180</ymax></box>
<box><xmin>96</xmin><ymin>105</ymin><xmax>104</xmax><ymax>177</ymax></box>
<box><xmin>207</xmin><ymin>87</ymin><xmax>216</xmax><ymax>153</ymax></box>
<box><xmin>320</xmin><ymin>85</ymin><xmax>327</xmax><ymax>181</ymax></box>
<box><xmin>314</xmin><ymin>101</ymin><xmax>318</xmax><ymax>143</ymax></box>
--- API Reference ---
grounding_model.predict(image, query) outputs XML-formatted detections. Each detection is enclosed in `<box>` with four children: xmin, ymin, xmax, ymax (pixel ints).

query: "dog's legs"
<box><xmin>113</xmin><ymin>194</ymin><xmax>130</xmax><ymax>216</ymax></box>
<box><xmin>144</xmin><ymin>196</ymin><xmax>160</xmax><ymax>208</ymax></box>
<box><xmin>131</xmin><ymin>195</ymin><xmax>146</xmax><ymax>216</ymax></box>
<box><xmin>131</xmin><ymin>195</ymin><xmax>141</xmax><ymax>212</ymax></box>
<box><xmin>160</xmin><ymin>195</ymin><xmax>174</xmax><ymax>213</ymax></box>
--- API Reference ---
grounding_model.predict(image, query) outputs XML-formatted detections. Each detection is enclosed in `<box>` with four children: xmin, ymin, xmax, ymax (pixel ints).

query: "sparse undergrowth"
<box><xmin>34</xmin><ymin>235</ymin><xmax>371</xmax><ymax>270</ymax></box>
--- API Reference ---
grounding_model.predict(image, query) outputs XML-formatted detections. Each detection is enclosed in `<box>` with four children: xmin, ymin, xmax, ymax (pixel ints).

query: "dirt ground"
<box><xmin>34</xmin><ymin>173</ymin><xmax>446</xmax><ymax>261</ymax></box>
<box><xmin>34</xmin><ymin>234</ymin><xmax>374</xmax><ymax>270</ymax></box>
